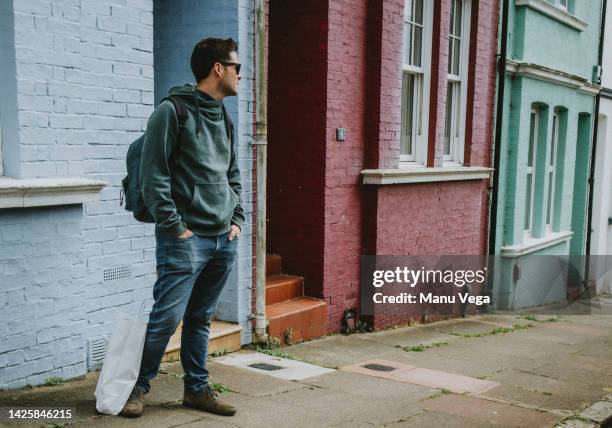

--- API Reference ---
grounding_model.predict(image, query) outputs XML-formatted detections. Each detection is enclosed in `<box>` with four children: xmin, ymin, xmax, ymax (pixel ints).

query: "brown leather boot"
<box><xmin>183</xmin><ymin>386</ymin><xmax>236</xmax><ymax>416</ymax></box>
<box><xmin>119</xmin><ymin>387</ymin><xmax>144</xmax><ymax>418</ymax></box>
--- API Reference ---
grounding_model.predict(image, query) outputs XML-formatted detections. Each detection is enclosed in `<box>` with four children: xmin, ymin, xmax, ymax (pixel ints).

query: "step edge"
<box><xmin>267</xmin><ymin>299</ymin><xmax>327</xmax><ymax>319</ymax></box>
<box><xmin>164</xmin><ymin>326</ymin><xmax>242</xmax><ymax>354</ymax></box>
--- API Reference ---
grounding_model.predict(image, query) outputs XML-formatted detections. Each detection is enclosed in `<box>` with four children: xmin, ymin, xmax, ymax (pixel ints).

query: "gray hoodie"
<box><xmin>139</xmin><ymin>84</ymin><xmax>244</xmax><ymax>238</ymax></box>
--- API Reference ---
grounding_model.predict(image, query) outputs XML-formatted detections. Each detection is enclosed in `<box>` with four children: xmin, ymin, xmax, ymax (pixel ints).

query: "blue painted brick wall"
<box><xmin>0</xmin><ymin>206</ymin><xmax>87</xmax><ymax>389</ymax></box>
<box><xmin>153</xmin><ymin>0</ymin><xmax>254</xmax><ymax>344</ymax></box>
<box><xmin>1</xmin><ymin>0</ymin><xmax>156</xmax><ymax>388</ymax></box>
<box><xmin>1</xmin><ymin>0</ymin><xmax>254</xmax><ymax>388</ymax></box>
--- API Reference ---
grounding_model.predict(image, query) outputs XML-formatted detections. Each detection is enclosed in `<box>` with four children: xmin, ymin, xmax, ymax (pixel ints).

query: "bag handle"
<box><xmin>138</xmin><ymin>300</ymin><xmax>147</xmax><ymax>319</ymax></box>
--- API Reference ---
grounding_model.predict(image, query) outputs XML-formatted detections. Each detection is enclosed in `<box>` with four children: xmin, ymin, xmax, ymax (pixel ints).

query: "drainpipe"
<box><xmin>585</xmin><ymin>0</ymin><xmax>607</xmax><ymax>278</ymax></box>
<box><xmin>488</xmin><ymin>0</ymin><xmax>509</xmax><ymax>258</ymax></box>
<box><xmin>253</xmin><ymin>0</ymin><xmax>268</xmax><ymax>342</ymax></box>
<box><xmin>487</xmin><ymin>0</ymin><xmax>509</xmax><ymax>287</ymax></box>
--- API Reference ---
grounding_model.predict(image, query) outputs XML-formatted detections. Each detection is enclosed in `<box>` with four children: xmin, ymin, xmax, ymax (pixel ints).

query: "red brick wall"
<box><xmin>322</xmin><ymin>0</ymin><xmax>370</xmax><ymax>330</ymax></box>
<box><xmin>267</xmin><ymin>0</ymin><xmax>329</xmax><ymax>297</ymax></box>
<box><xmin>265</xmin><ymin>0</ymin><xmax>499</xmax><ymax>333</ymax></box>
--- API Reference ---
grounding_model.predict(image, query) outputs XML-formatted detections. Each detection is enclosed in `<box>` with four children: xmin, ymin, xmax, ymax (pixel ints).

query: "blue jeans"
<box><xmin>136</xmin><ymin>228</ymin><xmax>238</xmax><ymax>394</ymax></box>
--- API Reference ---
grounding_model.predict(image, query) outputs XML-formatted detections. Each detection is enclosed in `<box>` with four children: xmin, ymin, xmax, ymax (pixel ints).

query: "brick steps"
<box><xmin>266</xmin><ymin>274</ymin><xmax>304</xmax><ymax>305</ymax></box>
<box><xmin>163</xmin><ymin>320</ymin><xmax>242</xmax><ymax>362</ymax></box>
<box><xmin>265</xmin><ymin>255</ymin><xmax>327</xmax><ymax>344</ymax></box>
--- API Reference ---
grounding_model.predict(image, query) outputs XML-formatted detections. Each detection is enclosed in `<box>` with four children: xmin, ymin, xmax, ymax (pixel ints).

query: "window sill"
<box><xmin>361</xmin><ymin>166</ymin><xmax>492</xmax><ymax>185</ymax></box>
<box><xmin>515</xmin><ymin>0</ymin><xmax>587</xmax><ymax>32</ymax></box>
<box><xmin>500</xmin><ymin>230</ymin><xmax>573</xmax><ymax>257</ymax></box>
<box><xmin>0</xmin><ymin>176</ymin><xmax>107</xmax><ymax>209</ymax></box>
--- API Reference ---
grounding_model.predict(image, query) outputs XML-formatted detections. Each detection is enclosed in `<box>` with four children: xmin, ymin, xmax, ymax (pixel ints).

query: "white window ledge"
<box><xmin>515</xmin><ymin>0</ymin><xmax>587</xmax><ymax>31</ymax></box>
<box><xmin>506</xmin><ymin>59</ymin><xmax>600</xmax><ymax>95</ymax></box>
<box><xmin>0</xmin><ymin>177</ymin><xmax>107</xmax><ymax>209</ymax></box>
<box><xmin>361</xmin><ymin>166</ymin><xmax>493</xmax><ymax>185</ymax></box>
<box><xmin>500</xmin><ymin>230</ymin><xmax>573</xmax><ymax>257</ymax></box>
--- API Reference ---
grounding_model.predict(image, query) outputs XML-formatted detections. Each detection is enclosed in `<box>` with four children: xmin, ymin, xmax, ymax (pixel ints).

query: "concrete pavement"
<box><xmin>1</xmin><ymin>296</ymin><xmax>611</xmax><ymax>427</ymax></box>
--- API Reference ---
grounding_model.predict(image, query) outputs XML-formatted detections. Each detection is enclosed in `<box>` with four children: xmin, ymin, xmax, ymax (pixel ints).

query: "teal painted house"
<box><xmin>492</xmin><ymin>0</ymin><xmax>603</xmax><ymax>309</ymax></box>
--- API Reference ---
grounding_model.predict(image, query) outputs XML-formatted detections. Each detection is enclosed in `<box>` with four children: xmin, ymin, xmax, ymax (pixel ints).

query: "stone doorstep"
<box><xmin>162</xmin><ymin>320</ymin><xmax>242</xmax><ymax>362</ymax></box>
<box><xmin>578</xmin><ymin>400</ymin><xmax>612</xmax><ymax>424</ymax></box>
<box><xmin>340</xmin><ymin>359</ymin><xmax>499</xmax><ymax>394</ymax></box>
<box><xmin>214</xmin><ymin>351</ymin><xmax>335</xmax><ymax>381</ymax></box>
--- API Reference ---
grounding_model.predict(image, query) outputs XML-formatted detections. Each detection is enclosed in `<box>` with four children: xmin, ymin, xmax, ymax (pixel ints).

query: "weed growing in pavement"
<box><xmin>210</xmin><ymin>349</ymin><xmax>228</xmax><ymax>358</ymax></box>
<box><xmin>450</xmin><ymin>323</ymin><xmax>533</xmax><ymax>338</ymax></box>
<box><xmin>518</xmin><ymin>315</ymin><xmax>560</xmax><ymax>323</ymax></box>
<box><xmin>44</xmin><ymin>377</ymin><xmax>65</xmax><ymax>386</ymax></box>
<box><xmin>426</xmin><ymin>388</ymin><xmax>452</xmax><ymax>399</ymax></box>
<box><xmin>562</xmin><ymin>415</ymin><xmax>594</xmax><ymax>424</ymax></box>
<box><xmin>211</xmin><ymin>383</ymin><xmax>230</xmax><ymax>394</ymax></box>
<box><xmin>400</xmin><ymin>341</ymin><xmax>449</xmax><ymax>352</ymax></box>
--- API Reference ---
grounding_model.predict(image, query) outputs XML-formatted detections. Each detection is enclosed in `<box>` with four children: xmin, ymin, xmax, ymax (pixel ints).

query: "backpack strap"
<box><xmin>221</xmin><ymin>104</ymin><xmax>233</xmax><ymax>143</ymax></box>
<box><xmin>161</xmin><ymin>95</ymin><xmax>188</xmax><ymax>165</ymax></box>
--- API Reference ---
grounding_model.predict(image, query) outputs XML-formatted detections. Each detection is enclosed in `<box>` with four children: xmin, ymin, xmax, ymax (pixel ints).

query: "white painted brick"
<box><xmin>13</xmin><ymin>1</ymin><xmax>51</xmax><ymax>16</ymax></box>
<box><xmin>127</xmin><ymin>103</ymin><xmax>152</xmax><ymax>118</ymax></box>
<box><xmin>127</xmin><ymin>0</ymin><xmax>153</xmax><ymax>11</ymax></box>
<box><xmin>34</xmin><ymin>357</ymin><xmax>54</xmax><ymax>374</ymax></box>
<box><xmin>113</xmin><ymin>88</ymin><xmax>140</xmax><ymax>103</ymax></box>
<box><xmin>126</xmin><ymin>22</ymin><xmax>152</xmax><ymax>39</ymax></box>
<box><xmin>130</xmin><ymin>236</ymin><xmax>154</xmax><ymax>250</ymax></box>
<box><xmin>21</xmin><ymin>162</ymin><xmax>57</xmax><ymax>177</ymax></box>
<box><xmin>61</xmin><ymin>362</ymin><xmax>86</xmax><ymax>380</ymax></box>
<box><xmin>6</xmin><ymin>350</ymin><xmax>26</xmax><ymax>367</ymax></box>
<box><xmin>0</xmin><ymin>361</ymin><xmax>37</xmax><ymax>383</ymax></box>
<box><xmin>100</xmin><ymin>213</ymin><xmax>130</xmax><ymax>228</ymax></box>
<box><xmin>113</xmin><ymin>61</ymin><xmax>140</xmax><ymax>76</ymax></box>
<box><xmin>81</xmin><ymin>0</ymin><xmax>111</xmax><ymax>16</ymax></box>
<box><xmin>80</xmin><ymin>27</ymin><xmax>112</xmax><ymax>45</ymax></box>
<box><xmin>52</xmin><ymin>34</ymin><xmax>81</xmax><ymax>53</ymax></box>
<box><xmin>49</xmin><ymin>113</ymin><xmax>83</xmax><ymax>129</ymax></box>
<box><xmin>141</xmin><ymin>90</ymin><xmax>153</xmax><ymax>105</ymax></box>
<box><xmin>96</xmin><ymin>15</ymin><xmax>127</xmax><ymax>34</ymax></box>
<box><xmin>82</xmin><ymin>57</ymin><xmax>113</xmax><ymax>74</ymax></box>
<box><xmin>0</xmin><ymin>333</ymin><xmax>37</xmax><ymax>354</ymax></box>
<box><xmin>110</xmin><ymin>5</ymin><xmax>141</xmax><ymax>22</ymax></box>
<box><xmin>85</xmin><ymin>228</ymin><xmax>117</xmax><ymax>243</ymax></box>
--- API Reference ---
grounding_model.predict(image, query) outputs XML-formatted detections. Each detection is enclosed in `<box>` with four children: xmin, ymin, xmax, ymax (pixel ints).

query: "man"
<box><xmin>120</xmin><ymin>38</ymin><xmax>244</xmax><ymax>418</ymax></box>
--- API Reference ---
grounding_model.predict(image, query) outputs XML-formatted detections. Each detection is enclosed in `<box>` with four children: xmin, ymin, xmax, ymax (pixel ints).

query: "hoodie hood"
<box><xmin>167</xmin><ymin>84</ymin><xmax>224</xmax><ymax>136</ymax></box>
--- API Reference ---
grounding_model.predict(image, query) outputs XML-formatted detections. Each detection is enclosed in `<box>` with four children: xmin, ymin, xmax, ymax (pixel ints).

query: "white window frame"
<box><xmin>556</xmin><ymin>0</ymin><xmax>568</xmax><ymax>11</ymax></box>
<box><xmin>400</xmin><ymin>0</ymin><xmax>434</xmax><ymax>166</ymax></box>
<box><xmin>545</xmin><ymin>111</ymin><xmax>559</xmax><ymax>231</ymax></box>
<box><xmin>524</xmin><ymin>108</ymin><xmax>539</xmax><ymax>237</ymax></box>
<box><xmin>443</xmin><ymin>0</ymin><xmax>471</xmax><ymax>166</ymax></box>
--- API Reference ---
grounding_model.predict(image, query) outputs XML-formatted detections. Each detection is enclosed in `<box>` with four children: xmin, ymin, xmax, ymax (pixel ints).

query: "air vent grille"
<box><xmin>103</xmin><ymin>265</ymin><xmax>131</xmax><ymax>282</ymax></box>
<box><xmin>87</xmin><ymin>337</ymin><xmax>109</xmax><ymax>370</ymax></box>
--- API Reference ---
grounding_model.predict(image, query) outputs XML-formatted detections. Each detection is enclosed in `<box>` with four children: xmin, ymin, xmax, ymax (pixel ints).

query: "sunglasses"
<box><xmin>219</xmin><ymin>61</ymin><xmax>241</xmax><ymax>74</ymax></box>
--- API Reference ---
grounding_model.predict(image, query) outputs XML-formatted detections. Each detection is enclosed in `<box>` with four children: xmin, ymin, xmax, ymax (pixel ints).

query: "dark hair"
<box><xmin>190</xmin><ymin>37</ymin><xmax>239</xmax><ymax>82</ymax></box>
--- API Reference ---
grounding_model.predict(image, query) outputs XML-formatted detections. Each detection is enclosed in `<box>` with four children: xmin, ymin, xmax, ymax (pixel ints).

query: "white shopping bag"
<box><xmin>95</xmin><ymin>304</ymin><xmax>147</xmax><ymax>415</ymax></box>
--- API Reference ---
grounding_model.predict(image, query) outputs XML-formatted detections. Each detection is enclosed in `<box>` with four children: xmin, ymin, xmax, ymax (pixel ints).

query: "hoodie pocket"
<box><xmin>184</xmin><ymin>180</ymin><xmax>236</xmax><ymax>227</ymax></box>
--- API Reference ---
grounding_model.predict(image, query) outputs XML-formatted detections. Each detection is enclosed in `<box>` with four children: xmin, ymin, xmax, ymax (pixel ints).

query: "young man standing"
<box><xmin>120</xmin><ymin>38</ymin><xmax>244</xmax><ymax>418</ymax></box>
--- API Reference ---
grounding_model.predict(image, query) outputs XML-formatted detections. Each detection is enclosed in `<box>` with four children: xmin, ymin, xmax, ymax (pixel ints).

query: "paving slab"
<box><xmin>70</xmin><ymin>405</ymin><xmax>206</xmax><ymax>428</ymax></box>
<box><xmin>341</xmin><ymin>359</ymin><xmax>498</xmax><ymax>394</ymax></box>
<box><xmin>488</xmin><ymin>368</ymin><xmax>606</xmax><ymax>406</ymax></box>
<box><xmin>214</xmin><ymin>351</ymin><xmax>335</xmax><ymax>380</ymax></box>
<box><xmin>393</xmin><ymin>367</ymin><xmax>499</xmax><ymax>394</ymax></box>
<box><xmin>251</xmin><ymin>381</ymin><xmax>423</xmax><ymax>426</ymax></box>
<box><xmin>387</xmin><ymin>409</ymin><xmax>500</xmax><ymax>428</ymax></box>
<box><xmin>423</xmin><ymin>393</ymin><xmax>563</xmax><ymax>427</ymax></box>
<box><xmin>298</xmin><ymin>370</ymin><xmax>435</xmax><ymax>402</ymax></box>
<box><xmin>484</xmin><ymin>383</ymin><xmax>587</xmax><ymax>412</ymax></box>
